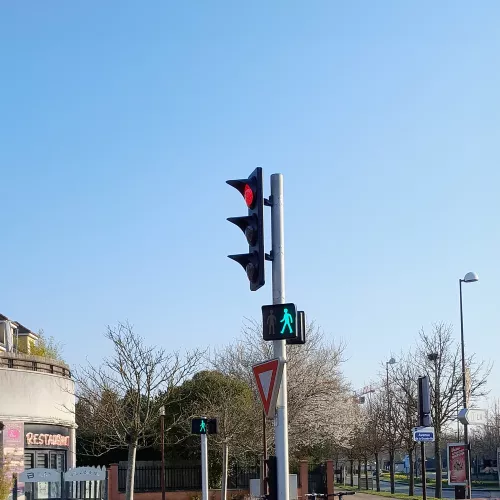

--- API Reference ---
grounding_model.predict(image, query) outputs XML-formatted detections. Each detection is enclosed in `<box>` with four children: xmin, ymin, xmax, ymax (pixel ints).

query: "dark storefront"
<box><xmin>24</xmin><ymin>424</ymin><xmax>70</xmax><ymax>472</ymax></box>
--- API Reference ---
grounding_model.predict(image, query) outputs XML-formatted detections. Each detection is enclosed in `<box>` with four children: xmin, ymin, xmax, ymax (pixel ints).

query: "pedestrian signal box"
<box><xmin>191</xmin><ymin>418</ymin><xmax>218</xmax><ymax>435</ymax></box>
<box><xmin>262</xmin><ymin>303</ymin><xmax>297</xmax><ymax>341</ymax></box>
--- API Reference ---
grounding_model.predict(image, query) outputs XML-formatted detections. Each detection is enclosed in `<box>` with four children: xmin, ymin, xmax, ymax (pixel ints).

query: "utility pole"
<box><xmin>160</xmin><ymin>406</ymin><xmax>166</xmax><ymax>500</ymax></box>
<box><xmin>270</xmin><ymin>173</ymin><xmax>289</xmax><ymax>500</ymax></box>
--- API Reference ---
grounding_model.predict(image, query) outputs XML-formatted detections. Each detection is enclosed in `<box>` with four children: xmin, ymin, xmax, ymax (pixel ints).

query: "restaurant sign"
<box><xmin>24</xmin><ymin>424</ymin><xmax>70</xmax><ymax>449</ymax></box>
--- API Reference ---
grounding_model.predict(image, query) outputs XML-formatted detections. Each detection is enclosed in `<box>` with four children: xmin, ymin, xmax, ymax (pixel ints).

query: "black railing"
<box><xmin>118</xmin><ymin>465</ymin><xmax>259</xmax><ymax>492</ymax></box>
<box><xmin>308</xmin><ymin>464</ymin><xmax>326</xmax><ymax>494</ymax></box>
<box><xmin>0</xmin><ymin>353</ymin><xmax>71</xmax><ymax>378</ymax></box>
<box><xmin>227</xmin><ymin>464</ymin><xmax>259</xmax><ymax>489</ymax></box>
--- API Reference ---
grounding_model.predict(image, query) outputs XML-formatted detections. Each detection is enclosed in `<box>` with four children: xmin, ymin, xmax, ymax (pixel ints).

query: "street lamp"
<box><xmin>160</xmin><ymin>406</ymin><xmax>166</xmax><ymax>500</ymax></box>
<box><xmin>459</xmin><ymin>271</ymin><xmax>478</xmax><ymax>499</ymax></box>
<box><xmin>386</xmin><ymin>357</ymin><xmax>396</xmax><ymax>391</ymax></box>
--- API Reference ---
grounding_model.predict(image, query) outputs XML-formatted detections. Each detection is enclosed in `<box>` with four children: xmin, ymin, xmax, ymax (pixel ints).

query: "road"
<box><xmin>377</xmin><ymin>480</ymin><xmax>500</xmax><ymax>498</ymax></box>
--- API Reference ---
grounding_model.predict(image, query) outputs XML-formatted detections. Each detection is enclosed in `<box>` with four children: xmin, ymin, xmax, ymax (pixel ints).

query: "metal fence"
<box><xmin>118</xmin><ymin>465</ymin><xmax>259</xmax><ymax>492</ymax></box>
<box><xmin>308</xmin><ymin>464</ymin><xmax>326</xmax><ymax>494</ymax></box>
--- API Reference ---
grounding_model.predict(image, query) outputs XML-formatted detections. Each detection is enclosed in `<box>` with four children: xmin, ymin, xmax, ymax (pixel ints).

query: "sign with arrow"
<box><xmin>413</xmin><ymin>426</ymin><xmax>435</xmax><ymax>442</ymax></box>
<box><xmin>252</xmin><ymin>358</ymin><xmax>284</xmax><ymax>418</ymax></box>
<box><xmin>458</xmin><ymin>408</ymin><xmax>487</xmax><ymax>426</ymax></box>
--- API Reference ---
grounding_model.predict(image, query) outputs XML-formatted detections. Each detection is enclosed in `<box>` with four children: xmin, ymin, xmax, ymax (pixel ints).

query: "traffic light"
<box><xmin>264</xmin><ymin>456</ymin><xmax>277</xmax><ymax>500</ymax></box>
<box><xmin>262</xmin><ymin>303</ymin><xmax>297</xmax><ymax>341</ymax></box>
<box><xmin>227</xmin><ymin>167</ymin><xmax>265</xmax><ymax>291</ymax></box>
<box><xmin>418</xmin><ymin>376</ymin><xmax>432</xmax><ymax>427</ymax></box>
<box><xmin>191</xmin><ymin>418</ymin><xmax>218</xmax><ymax>435</ymax></box>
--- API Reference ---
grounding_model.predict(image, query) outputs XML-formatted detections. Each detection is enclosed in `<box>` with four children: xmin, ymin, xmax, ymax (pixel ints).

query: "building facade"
<box><xmin>0</xmin><ymin>314</ymin><xmax>76</xmax><ymax>475</ymax></box>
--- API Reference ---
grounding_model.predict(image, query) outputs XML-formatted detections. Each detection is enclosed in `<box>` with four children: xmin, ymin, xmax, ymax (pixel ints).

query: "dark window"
<box><xmin>36</xmin><ymin>452</ymin><xmax>48</xmax><ymax>469</ymax></box>
<box><xmin>24</xmin><ymin>453</ymin><xmax>34</xmax><ymax>470</ymax></box>
<box><xmin>49</xmin><ymin>452</ymin><xmax>65</xmax><ymax>471</ymax></box>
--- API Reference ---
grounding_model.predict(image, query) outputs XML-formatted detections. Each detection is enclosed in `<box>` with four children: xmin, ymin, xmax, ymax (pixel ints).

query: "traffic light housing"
<box><xmin>227</xmin><ymin>167</ymin><xmax>265</xmax><ymax>291</ymax></box>
<box><xmin>262</xmin><ymin>303</ymin><xmax>297</xmax><ymax>341</ymax></box>
<box><xmin>264</xmin><ymin>456</ymin><xmax>277</xmax><ymax>500</ymax></box>
<box><xmin>191</xmin><ymin>418</ymin><xmax>218</xmax><ymax>435</ymax></box>
<box><xmin>287</xmin><ymin>310</ymin><xmax>306</xmax><ymax>345</ymax></box>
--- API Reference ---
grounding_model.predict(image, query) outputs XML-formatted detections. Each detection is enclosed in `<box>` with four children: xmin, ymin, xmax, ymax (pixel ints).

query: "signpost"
<box><xmin>458</xmin><ymin>408</ymin><xmax>487</xmax><ymax>426</ymax></box>
<box><xmin>191</xmin><ymin>418</ymin><xmax>217</xmax><ymax>500</ymax></box>
<box><xmin>253</xmin><ymin>358</ymin><xmax>285</xmax><ymax>418</ymax></box>
<box><xmin>413</xmin><ymin>426</ymin><xmax>435</xmax><ymax>442</ymax></box>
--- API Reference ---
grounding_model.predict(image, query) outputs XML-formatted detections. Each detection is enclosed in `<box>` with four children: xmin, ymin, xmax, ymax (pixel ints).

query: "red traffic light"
<box><xmin>244</xmin><ymin>184</ymin><xmax>254</xmax><ymax>208</ymax></box>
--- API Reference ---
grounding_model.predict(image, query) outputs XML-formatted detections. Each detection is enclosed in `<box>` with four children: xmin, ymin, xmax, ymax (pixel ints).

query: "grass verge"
<box><xmin>337</xmin><ymin>484</ymin><xmax>436</xmax><ymax>500</ymax></box>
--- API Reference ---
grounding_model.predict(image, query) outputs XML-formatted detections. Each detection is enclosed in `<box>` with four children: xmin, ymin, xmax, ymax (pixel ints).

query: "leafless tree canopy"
<box><xmin>74</xmin><ymin>322</ymin><xmax>204</xmax><ymax>500</ymax></box>
<box><xmin>211</xmin><ymin>318</ymin><xmax>358</xmax><ymax>458</ymax></box>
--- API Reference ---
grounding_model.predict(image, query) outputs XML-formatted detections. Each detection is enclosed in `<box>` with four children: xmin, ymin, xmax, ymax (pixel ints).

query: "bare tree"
<box><xmin>391</xmin><ymin>352</ymin><xmax>419</xmax><ymax>496</ymax></box>
<box><xmin>363</xmin><ymin>392</ymin><xmax>387</xmax><ymax>491</ymax></box>
<box><xmin>382</xmin><ymin>373</ymin><xmax>402</xmax><ymax>495</ymax></box>
<box><xmin>74</xmin><ymin>322</ymin><xmax>203</xmax><ymax>500</ymax></box>
<box><xmin>417</xmin><ymin>323</ymin><xmax>490</xmax><ymax>498</ymax></box>
<box><xmin>212</xmin><ymin>319</ymin><xmax>358</xmax><ymax>458</ymax></box>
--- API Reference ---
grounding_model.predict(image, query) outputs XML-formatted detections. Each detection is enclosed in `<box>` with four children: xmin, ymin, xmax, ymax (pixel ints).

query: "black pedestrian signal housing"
<box><xmin>191</xmin><ymin>417</ymin><xmax>218</xmax><ymax>435</ymax></box>
<box><xmin>264</xmin><ymin>455</ymin><xmax>277</xmax><ymax>500</ymax></box>
<box><xmin>287</xmin><ymin>310</ymin><xmax>306</xmax><ymax>345</ymax></box>
<box><xmin>227</xmin><ymin>167</ymin><xmax>265</xmax><ymax>291</ymax></box>
<box><xmin>262</xmin><ymin>303</ymin><xmax>297</xmax><ymax>341</ymax></box>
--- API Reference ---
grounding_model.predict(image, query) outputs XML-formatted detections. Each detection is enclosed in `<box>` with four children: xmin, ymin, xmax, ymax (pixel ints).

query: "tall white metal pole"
<box><xmin>201</xmin><ymin>433</ymin><xmax>209</xmax><ymax>500</ymax></box>
<box><xmin>270</xmin><ymin>173</ymin><xmax>289</xmax><ymax>500</ymax></box>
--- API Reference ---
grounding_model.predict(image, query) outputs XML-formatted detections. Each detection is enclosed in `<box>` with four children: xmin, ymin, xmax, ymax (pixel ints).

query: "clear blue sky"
<box><xmin>1</xmin><ymin>2</ymin><xmax>499</xmax><ymax>399</ymax></box>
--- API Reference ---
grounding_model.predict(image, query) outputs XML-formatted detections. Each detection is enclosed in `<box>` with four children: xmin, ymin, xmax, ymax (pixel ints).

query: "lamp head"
<box><xmin>463</xmin><ymin>272</ymin><xmax>479</xmax><ymax>283</ymax></box>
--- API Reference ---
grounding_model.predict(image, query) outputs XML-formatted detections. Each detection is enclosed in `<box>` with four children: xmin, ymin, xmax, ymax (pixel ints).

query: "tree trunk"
<box><xmin>375</xmin><ymin>453</ymin><xmax>380</xmax><ymax>492</ymax></box>
<box><xmin>357</xmin><ymin>459</ymin><xmax>361</xmax><ymax>490</ymax></box>
<box><xmin>221</xmin><ymin>442</ymin><xmax>229</xmax><ymax>500</ymax></box>
<box><xmin>350</xmin><ymin>460</ymin><xmax>354</xmax><ymax>487</ymax></box>
<box><xmin>389</xmin><ymin>450</ymin><xmax>395</xmax><ymax>494</ymax></box>
<box><xmin>125</xmin><ymin>439</ymin><xmax>137</xmax><ymax>500</ymax></box>
<box><xmin>408</xmin><ymin>448</ymin><xmax>415</xmax><ymax>496</ymax></box>
<box><xmin>434</xmin><ymin>435</ymin><xmax>442</xmax><ymax>498</ymax></box>
<box><xmin>364</xmin><ymin>458</ymin><xmax>368</xmax><ymax>490</ymax></box>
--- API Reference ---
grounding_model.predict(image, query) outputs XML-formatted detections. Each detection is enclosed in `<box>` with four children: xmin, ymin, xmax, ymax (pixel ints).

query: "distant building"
<box><xmin>0</xmin><ymin>313</ymin><xmax>76</xmax><ymax>476</ymax></box>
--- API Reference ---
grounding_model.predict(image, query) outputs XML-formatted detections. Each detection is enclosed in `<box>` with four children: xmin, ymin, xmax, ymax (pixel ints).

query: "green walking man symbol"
<box><xmin>199</xmin><ymin>419</ymin><xmax>207</xmax><ymax>433</ymax></box>
<box><xmin>280</xmin><ymin>308</ymin><xmax>294</xmax><ymax>334</ymax></box>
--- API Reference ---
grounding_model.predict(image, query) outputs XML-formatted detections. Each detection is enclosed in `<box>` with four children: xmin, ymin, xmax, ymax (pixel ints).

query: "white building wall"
<box><xmin>0</xmin><ymin>368</ymin><xmax>75</xmax><ymax>427</ymax></box>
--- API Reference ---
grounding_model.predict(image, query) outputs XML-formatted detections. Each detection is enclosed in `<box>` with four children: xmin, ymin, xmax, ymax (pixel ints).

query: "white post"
<box><xmin>201</xmin><ymin>433</ymin><xmax>209</xmax><ymax>500</ymax></box>
<box><xmin>271</xmin><ymin>173</ymin><xmax>289</xmax><ymax>500</ymax></box>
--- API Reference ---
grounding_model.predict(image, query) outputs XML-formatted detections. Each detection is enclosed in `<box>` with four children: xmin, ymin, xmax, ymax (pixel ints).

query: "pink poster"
<box><xmin>2</xmin><ymin>421</ymin><xmax>25</xmax><ymax>475</ymax></box>
<box><xmin>448</xmin><ymin>443</ymin><xmax>467</xmax><ymax>485</ymax></box>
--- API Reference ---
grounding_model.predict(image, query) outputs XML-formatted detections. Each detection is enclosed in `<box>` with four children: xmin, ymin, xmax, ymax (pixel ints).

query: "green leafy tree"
<box><xmin>180</xmin><ymin>370</ymin><xmax>256</xmax><ymax>499</ymax></box>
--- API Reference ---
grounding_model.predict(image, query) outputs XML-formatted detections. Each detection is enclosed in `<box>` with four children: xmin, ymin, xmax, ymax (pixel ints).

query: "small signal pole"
<box><xmin>201</xmin><ymin>428</ymin><xmax>209</xmax><ymax>500</ymax></box>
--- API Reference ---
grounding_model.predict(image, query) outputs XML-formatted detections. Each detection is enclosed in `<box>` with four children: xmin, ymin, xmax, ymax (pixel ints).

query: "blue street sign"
<box><xmin>413</xmin><ymin>426</ymin><xmax>435</xmax><ymax>442</ymax></box>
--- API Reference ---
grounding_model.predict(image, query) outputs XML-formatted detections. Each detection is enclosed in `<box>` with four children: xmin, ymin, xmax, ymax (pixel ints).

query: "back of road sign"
<box><xmin>252</xmin><ymin>358</ymin><xmax>284</xmax><ymax>418</ymax></box>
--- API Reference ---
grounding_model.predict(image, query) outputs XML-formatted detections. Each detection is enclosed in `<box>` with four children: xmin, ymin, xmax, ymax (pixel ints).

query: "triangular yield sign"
<box><xmin>252</xmin><ymin>358</ymin><xmax>284</xmax><ymax>418</ymax></box>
